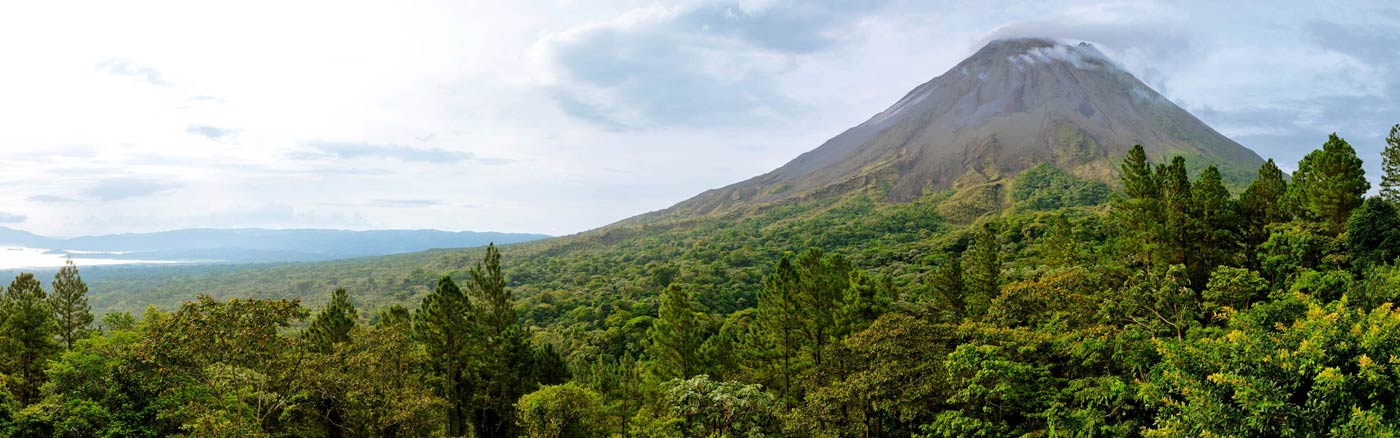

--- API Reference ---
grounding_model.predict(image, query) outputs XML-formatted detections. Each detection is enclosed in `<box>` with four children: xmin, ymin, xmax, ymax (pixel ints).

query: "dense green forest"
<box><xmin>4</xmin><ymin>126</ymin><xmax>1400</xmax><ymax>436</ymax></box>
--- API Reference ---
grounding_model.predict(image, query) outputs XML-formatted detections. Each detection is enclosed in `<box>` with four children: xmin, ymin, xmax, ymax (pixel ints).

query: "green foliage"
<box><xmin>644</xmin><ymin>284</ymin><xmax>705</xmax><ymax>382</ymax></box>
<box><xmin>1347</xmin><ymin>197</ymin><xmax>1400</xmax><ymax>270</ymax></box>
<box><xmin>412</xmin><ymin>276</ymin><xmax>475</xmax><ymax>436</ymax></box>
<box><xmin>961</xmin><ymin>223</ymin><xmax>1001</xmax><ymax>316</ymax></box>
<box><xmin>1259</xmin><ymin>221</ymin><xmax>1344</xmax><ymax>285</ymax></box>
<box><xmin>1201</xmin><ymin>266</ymin><xmax>1268</xmax><ymax>315</ymax></box>
<box><xmin>1381</xmin><ymin>124</ymin><xmax>1400</xmax><ymax>202</ymax></box>
<box><xmin>1010</xmin><ymin>163</ymin><xmax>1111</xmax><ymax>211</ymax></box>
<box><xmin>664</xmin><ymin>375</ymin><xmax>779</xmax><ymax>438</ymax></box>
<box><xmin>1</xmin><ymin>273</ymin><xmax>59</xmax><ymax>405</ymax></box>
<box><xmin>516</xmin><ymin>383</ymin><xmax>607</xmax><ymax>438</ymax></box>
<box><xmin>305</xmin><ymin>287</ymin><xmax>356</xmax><ymax>353</ymax></box>
<box><xmin>1290</xmin><ymin>133</ymin><xmax>1369</xmax><ymax>232</ymax></box>
<box><xmin>1145</xmin><ymin>291</ymin><xmax>1400</xmax><ymax>436</ymax></box>
<box><xmin>1240</xmin><ymin>159</ymin><xmax>1291</xmax><ymax>265</ymax></box>
<box><xmin>926</xmin><ymin>252</ymin><xmax>965</xmax><ymax>315</ymax></box>
<box><xmin>49</xmin><ymin>259</ymin><xmax>93</xmax><ymax>351</ymax></box>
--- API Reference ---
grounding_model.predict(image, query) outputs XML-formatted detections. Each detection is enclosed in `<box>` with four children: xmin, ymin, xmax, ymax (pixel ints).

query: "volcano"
<box><xmin>664</xmin><ymin>38</ymin><xmax>1265</xmax><ymax>216</ymax></box>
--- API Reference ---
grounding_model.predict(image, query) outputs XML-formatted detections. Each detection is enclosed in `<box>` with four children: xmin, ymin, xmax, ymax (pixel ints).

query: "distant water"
<box><xmin>0</xmin><ymin>246</ymin><xmax>179</xmax><ymax>270</ymax></box>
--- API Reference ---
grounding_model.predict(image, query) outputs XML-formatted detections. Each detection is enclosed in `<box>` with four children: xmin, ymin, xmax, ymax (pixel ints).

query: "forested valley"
<box><xmin>4</xmin><ymin>126</ymin><xmax>1400</xmax><ymax>437</ymax></box>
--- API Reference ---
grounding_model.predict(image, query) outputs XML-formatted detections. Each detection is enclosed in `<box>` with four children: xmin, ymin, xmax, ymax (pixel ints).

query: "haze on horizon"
<box><xmin>1</xmin><ymin>0</ymin><xmax>1396</xmax><ymax>238</ymax></box>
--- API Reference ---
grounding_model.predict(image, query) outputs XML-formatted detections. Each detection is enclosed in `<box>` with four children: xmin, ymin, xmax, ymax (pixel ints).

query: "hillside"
<box><xmin>660</xmin><ymin>38</ymin><xmax>1263</xmax><ymax>218</ymax></box>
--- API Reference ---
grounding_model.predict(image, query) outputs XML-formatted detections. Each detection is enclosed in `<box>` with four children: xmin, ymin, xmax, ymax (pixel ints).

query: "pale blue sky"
<box><xmin>0</xmin><ymin>0</ymin><xmax>1396</xmax><ymax>236</ymax></box>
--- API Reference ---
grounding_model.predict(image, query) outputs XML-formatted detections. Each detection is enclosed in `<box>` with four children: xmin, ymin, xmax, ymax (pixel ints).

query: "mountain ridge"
<box><xmin>656</xmin><ymin>38</ymin><xmax>1265</xmax><ymax>218</ymax></box>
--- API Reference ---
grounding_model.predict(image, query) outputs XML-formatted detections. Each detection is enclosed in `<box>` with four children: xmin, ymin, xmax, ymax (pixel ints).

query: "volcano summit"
<box><xmin>665</xmin><ymin>38</ymin><xmax>1265</xmax><ymax>217</ymax></box>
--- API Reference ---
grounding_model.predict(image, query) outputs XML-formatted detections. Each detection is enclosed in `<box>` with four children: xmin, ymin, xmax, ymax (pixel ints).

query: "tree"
<box><xmin>837</xmin><ymin>269</ymin><xmax>892</xmax><ymax>337</ymax></box>
<box><xmin>0</xmin><ymin>273</ymin><xmax>58</xmax><ymax>405</ymax></box>
<box><xmin>792</xmin><ymin>248</ymin><xmax>851</xmax><ymax>369</ymax></box>
<box><xmin>1189</xmin><ymin>166</ymin><xmax>1239</xmax><ymax>286</ymax></box>
<box><xmin>531</xmin><ymin>343</ymin><xmax>569</xmax><ymax>387</ymax></box>
<box><xmin>467</xmin><ymin>243</ymin><xmax>532</xmax><ymax>438</ymax></box>
<box><xmin>1120</xmin><ymin>145</ymin><xmax>1158</xmax><ymax>199</ymax></box>
<box><xmin>644</xmin><ymin>284</ymin><xmax>705</xmax><ymax>382</ymax></box>
<box><xmin>1290</xmin><ymin>133</ymin><xmax>1369</xmax><ymax>232</ymax></box>
<box><xmin>1144</xmin><ymin>293</ymin><xmax>1400</xmax><ymax>436</ymax></box>
<box><xmin>962</xmin><ymin>223</ymin><xmax>1001</xmax><ymax>316</ymax></box>
<box><xmin>664</xmin><ymin>375</ymin><xmax>779</xmax><ymax>438</ymax></box>
<box><xmin>305</xmin><ymin>288</ymin><xmax>356</xmax><ymax>353</ymax></box>
<box><xmin>1038</xmin><ymin>213</ymin><xmax>1081</xmax><ymax>267</ymax></box>
<box><xmin>49</xmin><ymin>259</ymin><xmax>93</xmax><ymax>351</ymax></box>
<box><xmin>1240</xmin><ymin>159</ymin><xmax>1290</xmax><ymax>262</ymax></box>
<box><xmin>927</xmin><ymin>252</ymin><xmax>966</xmax><ymax>315</ymax></box>
<box><xmin>412</xmin><ymin>276</ymin><xmax>475</xmax><ymax>437</ymax></box>
<box><xmin>299</xmin><ymin>288</ymin><xmax>358</xmax><ymax>437</ymax></box>
<box><xmin>1113</xmin><ymin>146</ymin><xmax>1165</xmax><ymax>268</ymax></box>
<box><xmin>1158</xmin><ymin>156</ymin><xmax>1194</xmax><ymax>269</ymax></box>
<box><xmin>141</xmin><ymin>296</ymin><xmax>310</xmax><ymax>436</ymax></box>
<box><xmin>1381</xmin><ymin>124</ymin><xmax>1400</xmax><ymax>202</ymax></box>
<box><xmin>1347</xmin><ymin>197</ymin><xmax>1400</xmax><ymax>270</ymax></box>
<box><xmin>756</xmin><ymin>256</ymin><xmax>801</xmax><ymax>400</ymax></box>
<box><xmin>290</xmin><ymin>323</ymin><xmax>446</xmax><ymax>438</ymax></box>
<box><xmin>469</xmin><ymin>243</ymin><xmax>513</xmax><ymax>335</ymax></box>
<box><xmin>516</xmin><ymin>384</ymin><xmax>609</xmax><ymax>438</ymax></box>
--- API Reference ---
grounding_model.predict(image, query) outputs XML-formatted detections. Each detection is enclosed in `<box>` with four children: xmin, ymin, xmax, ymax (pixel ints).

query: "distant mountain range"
<box><xmin>0</xmin><ymin>227</ymin><xmax>549</xmax><ymax>264</ymax></box>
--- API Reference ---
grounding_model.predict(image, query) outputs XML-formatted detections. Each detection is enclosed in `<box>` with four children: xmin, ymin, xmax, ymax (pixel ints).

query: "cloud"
<box><xmin>28</xmin><ymin>195</ymin><xmax>80</xmax><ymax>203</ymax></box>
<box><xmin>305</xmin><ymin>142</ymin><xmax>475</xmax><ymax>163</ymax></box>
<box><xmin>95</xmin><ymin>58</ymin><xmax>172</xmax><ymax>87</ymax></box>
<box><xmin>186</xmin><ymin>125</ymin><xmax>236</xmax><ymax>140</ymax></box>
<box><xmin>87</xmin><ymin>178</ymin><xmax>179</xmax><ymax>201</ymax></box>
<box><xmin>984</xmin><ymin>3</ymin><xmax>1194</xmax><ymax>92</ymax></box>
<box><xmin>0</xmin><ymin>212</ymin><xmax>26</xmax><ymax>223</ymax></box>
<box><xmin>371</xmin><ymin>198</ymin><xmax>443</xmax><ymax>207</ymax></box>
<box><xmin>536</xmin><ymin>1</ymin><xmax>890</xmax><ymax>128</ymax></box>
<box><xmin>189</xmin><ymin>95</ymin><xmax>227</xmax><ymax>104</ymax></box>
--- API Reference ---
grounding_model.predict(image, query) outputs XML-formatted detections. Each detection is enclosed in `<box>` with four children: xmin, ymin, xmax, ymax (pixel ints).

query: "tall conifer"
<box><xmin>0</xmin><ymin>273</ymin><xmax>58</xmax><ymax>405</ymax></box>
<box><xmin>49</xmin><ymin>258</ymin><xmax>93</xmax><ymax>350</ymax></box>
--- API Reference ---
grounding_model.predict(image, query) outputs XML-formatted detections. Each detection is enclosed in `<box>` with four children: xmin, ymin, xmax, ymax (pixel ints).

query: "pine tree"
<box><xmin>1190</xmin><ymin>166</ymin><xmax>1238</xmax><ymax>286</ymax></box>
<box><xmin>49</xmin><ymin>258</ymin><xmax>93</xmax><ymax>350</ymax></box>
<box><xmin>1245</xmin><ymin>159</ymin><xmax>1290</xmax><ymax>222</ymax></box>
<box><xmin>1381</xmin><ymin>124</ymin><xmax>1400</xmax><ymax>203</ymax></box>
<box><xmin>1158</xmin><ymin>156</ymin><xmax>1194</xmax><ymax>269</ymax></box>
<box><xmin>1121</xmin><ymin>145</ymin><xmax>1158</xmax><ymax>199</ymax></box>
<box><xmin>466</xmin><ymin>242</ymin><xmax>530</xmax><ymax>438</ymax></box>
<box><xmin>644</xmin><ymin>284</ymin><xmax>704</xmax><ymax>382</ymax></box>
<box><xmin>469</xmin><ymin>243</ymin><xmax>513</xmax><ymax>335</ymax></box>
<box><xmin>793</xmin><ymin>248</ymin><xmax>849</xmax><ymax>369</ymax></box>
<box><xmin>757</xmin><ymin>255</ymin><xmax>801</xmax><ymax>400</ymax></box>
<box><xmin>962</xmin><ymin>222</ymin><xmax>1001</xmax><ymax>315</ymax></box>
<box><xmin>928</xmin><ymin>251</ymin><xmax>966</xmax><ymax>315</ymax></box>
<box><xmin>375</xmin><ymin>304</ymin><xmax>411</xmax><ymax>328</ymax></box>
<box><xmin>1113</xmin><ymin>145</ymin><xmax>1164</xmax><ymax>268</ymax></box>
<box><xmin>837</xmin><ymin>269</ymin><xmax>891</xmax><ymax>336</ymax></box>
<box><xmin>1290</xmin><ymin>133</ymin><xmax>1370</xmax><ymax>233</ymax></box>
<box><xmin>306</xmin><ymin>288</ymin><xmax>356</xmax><ymax>353</ymax></box>
<box><xmin>531</xmin><ymin>342</ymin><xmax>569</xmax><ymax>386</ymax></box>
<box><xmin>0</xmin><ymin>273</ymin><xmax>59</xmax><ymax>405</ymax></box>
<box><xmin>1346</xmin><ymin>197</ymin><xmax>1400</xmax><ymax>269</ymax></box>
<box><xmin>1039</xmin><ymin>213</ymin><xmax>1080</xmax><ymax>267</ymax></box>
<box><xmin>412</xmin><ymin>275</ymin><xmax>475</xmax><ymax>437</ymax></box>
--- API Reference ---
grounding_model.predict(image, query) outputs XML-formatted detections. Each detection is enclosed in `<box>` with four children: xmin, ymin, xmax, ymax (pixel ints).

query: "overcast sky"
<box><xmin>0</xmin><ymin>0</ymin><xmax>1396</xmax><ymax>237</ymax></box>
